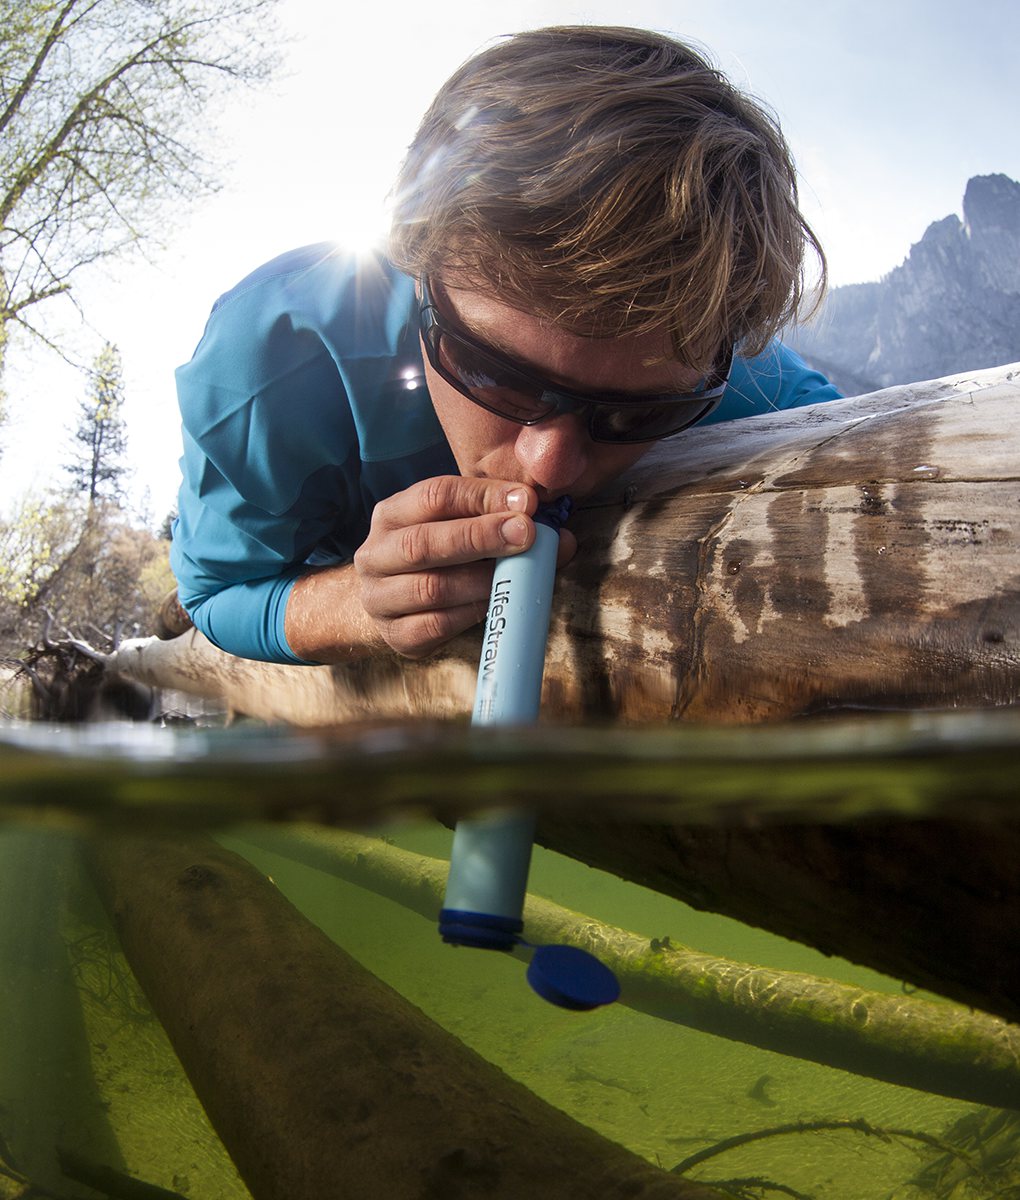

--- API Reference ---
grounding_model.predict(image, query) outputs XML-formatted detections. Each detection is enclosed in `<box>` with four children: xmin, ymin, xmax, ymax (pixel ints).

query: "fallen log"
<box><xmin>230</xmin><ymin>826</ymin><xmax>1020</xmax><ymax>1111</ymax></box>
<box><xmin>84</xmin><ymin>832</ymin><xmax>724</xmax><ymax>1200</ymax></box>
<box><xmin>84</xmin><ymin>364</ymin><xmax>1020</xmax><ymax>1027</ymax></box>
<box><xmin>108</xmin><ymin>362</ymin><xmax>1020</xmax><ymax>725</ymax></box>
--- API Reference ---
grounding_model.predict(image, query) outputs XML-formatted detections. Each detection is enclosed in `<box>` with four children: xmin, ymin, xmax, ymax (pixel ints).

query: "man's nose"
<box><xmin>513</xmin><ymin>413</ymin><xmax>590</xmax><ymax>492</ymax></box>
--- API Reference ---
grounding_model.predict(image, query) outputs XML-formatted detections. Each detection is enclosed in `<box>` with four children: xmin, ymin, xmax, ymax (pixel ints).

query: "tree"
<box><xmin>0</xmin><ymin>491</ymin><xmax>80</xmax><ymax>620</ymax></box>
<box><xmin>0</xmin><ymin>0</ymin><xmax>279</xmax><ymax>377</ymax></box>
<box><xmin>0</xmin><ymin>489</ymin><xmax>174</xmax><ymax>653</ymax></box>
<box><xmin>65</xmin><ymin>341</ymin><xmax>128</xmax><ymax>505</ymax></box>
<box><xmin>0</xmin><ymin>484</ymin><xmax>175</xmax><ymax>720</ymax></box>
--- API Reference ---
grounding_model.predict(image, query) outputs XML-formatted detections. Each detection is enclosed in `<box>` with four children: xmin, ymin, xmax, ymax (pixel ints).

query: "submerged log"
<box><xmin>108</xmin><ymin>363</ymin><xmax>1020</xmax><ymax>724</ymax></box>
<box><xmin>85</xmin><ymin>833</ymin><xmax>722</xmax><ymax>1200</ymax></box>
<box><xmin>534</xmin><ymin>807</ymin><xmax>1020</xmax><ymax>1027</ymax></box>
<box><xmin>232</xmin><ymin>827</ymin><xmax>1020</xmax><ymax>1111</ymax></box>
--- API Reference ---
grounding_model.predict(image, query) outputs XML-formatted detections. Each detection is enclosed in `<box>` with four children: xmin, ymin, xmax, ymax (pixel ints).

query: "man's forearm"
<box><xmin>284</xmin><ymin>563</ymin><xmax>389</xmax><ymax>664</ymax></box>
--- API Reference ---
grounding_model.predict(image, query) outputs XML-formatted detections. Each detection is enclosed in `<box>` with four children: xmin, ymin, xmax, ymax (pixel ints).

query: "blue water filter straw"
<box><xmin>439</xmin><ymin>498</ymin><xmax>621</xmax><ymax>1011</ymax></box>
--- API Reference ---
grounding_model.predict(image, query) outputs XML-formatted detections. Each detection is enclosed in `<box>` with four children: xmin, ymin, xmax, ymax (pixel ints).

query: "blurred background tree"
<box><xmin>65</xmin><ymin>342</ymin><xmax>128</xmax><ymax>506</ymax></box>
<box><xmin>1</xmin><ymin>344</ymin><xmax>175</xmax><ymax>657</ymax></box>
<box><xmin>0</xmin><ymin>488</ymin><xmax>175</xmax><ymax>715</ymax></box>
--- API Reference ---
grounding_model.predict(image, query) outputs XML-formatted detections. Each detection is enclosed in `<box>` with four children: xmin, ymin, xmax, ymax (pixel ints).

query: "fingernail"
<box><xmin>505</xmin><ymin>488</ymin><xmax>528</xmax><ymax>511</ymax></box>
<box><xmin>500</xmin><ymin>516</ymin><xmax>529</xmax><ymax>546</ymax></box>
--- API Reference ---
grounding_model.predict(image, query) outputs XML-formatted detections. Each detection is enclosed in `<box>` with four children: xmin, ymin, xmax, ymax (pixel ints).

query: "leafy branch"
<box><xmin>0</xmin><ymin>0</ymin><xmax>280</xmax><ymax>375</ymax></box>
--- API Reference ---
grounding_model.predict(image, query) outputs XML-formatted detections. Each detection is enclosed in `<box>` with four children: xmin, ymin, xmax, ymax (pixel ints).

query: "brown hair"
<box><xmin>388</xmin><ymin>25</ymin><xmax>825</xmax><ymax>366</ymax></box>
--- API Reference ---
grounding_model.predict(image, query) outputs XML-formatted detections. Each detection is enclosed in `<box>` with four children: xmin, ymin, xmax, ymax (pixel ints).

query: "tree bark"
<box><xmin>108</xmin><ymin>364</ymin><xmax>1020</xmax><ymax>725</ymax></box>
<box><xmin>230</xmin><ymin>827</ymin><xmax>1020</xmax><ymax>1112</ymax></box>
<box><xmin>84</xmin><ymin>833</ymin><xmax>723</xmax><ymax>1200</ymax></box>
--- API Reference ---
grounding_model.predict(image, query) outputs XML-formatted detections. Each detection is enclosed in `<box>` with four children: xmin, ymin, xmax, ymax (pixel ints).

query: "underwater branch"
<box><xmin>230</xmin><ymin>826</ymin><xmax>1020</xmax><ymax>1113</ymax></box>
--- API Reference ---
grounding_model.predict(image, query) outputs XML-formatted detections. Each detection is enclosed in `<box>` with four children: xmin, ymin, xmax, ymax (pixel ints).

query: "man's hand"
<box><xmin>355</xmin><ymin>476</ymin><xmax>575</xmax><ymax>658</ymax></box>
<box><xmin>284</xmin><ymin>476</ymin><xmax>575</xmax><ymax>663</ymax></box>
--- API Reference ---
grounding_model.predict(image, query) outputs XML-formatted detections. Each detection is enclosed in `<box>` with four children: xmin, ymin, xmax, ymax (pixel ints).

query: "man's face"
<box><xmin>420</xmin><ymin>280</ymin><xmax>711</xmax><ymax>502</ymax></box>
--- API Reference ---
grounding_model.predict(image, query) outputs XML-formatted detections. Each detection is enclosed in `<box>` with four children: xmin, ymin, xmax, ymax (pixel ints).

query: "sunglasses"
<box><xmin>418</xmin><ymin>276</ymin><xmax>731</xmax><ymax>444</ymax></box>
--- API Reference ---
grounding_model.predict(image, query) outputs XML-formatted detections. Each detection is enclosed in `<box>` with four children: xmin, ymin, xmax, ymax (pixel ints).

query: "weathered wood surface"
<box><xmin>110</xmin><ymin>362</ymin><xmax>1020</xmax><ymax>725</ymax></box>
<box><xmin>555</xmin><ymin>366</ymin><xmax>1020</xmax><ymax>722</ymax></box>
<box><xmin>85</xmin><ymin>833</ymin><xmax>723</xmax><ymax>1200</ymax></box>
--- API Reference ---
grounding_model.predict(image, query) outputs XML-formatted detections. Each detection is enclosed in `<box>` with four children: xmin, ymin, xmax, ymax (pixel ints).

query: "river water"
<box><xmin>0</xmin><ymin>709</ymin><xmax>1017</xmax><ymax>1199</ymax></box>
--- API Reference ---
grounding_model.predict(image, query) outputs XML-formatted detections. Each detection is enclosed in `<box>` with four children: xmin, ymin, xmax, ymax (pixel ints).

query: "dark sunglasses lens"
<box><xmin>421</xmin><ymin>279</ymin><xmax>731</xmax><ymax>444</ymax></box>
<box><xmin>437</xmin><ymin>332</ymin><xmax>551</xmax><ymax>422</ymax></box>
<box><xmin>591</xmin><ymin>398</ymin><xmax>715</xmax><ymax>442</ymax></box>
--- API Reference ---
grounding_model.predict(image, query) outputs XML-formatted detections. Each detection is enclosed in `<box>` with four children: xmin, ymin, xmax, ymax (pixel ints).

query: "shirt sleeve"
<box><xmin>704</xmin><ymin>340</ymin><xmax>842</xmax><ymax>426</ymax></box>
<box><xmin>171</xmin><ymin>531</ymin><xmax>309</xmax><ymax>665</ymax></box>
<box><xmin>170</xmin><ymin>267</ymin><xmax>367</xmax><ymax>666</ymax></box>
<box><xmin>170</xmin><ymin>433</ymin><xmax>324</xmax><ymax>666</ymax></box>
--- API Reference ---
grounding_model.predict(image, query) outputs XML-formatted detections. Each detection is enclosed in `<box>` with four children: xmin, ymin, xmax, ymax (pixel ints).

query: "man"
<box><xmin>170</xmin><ymin>25</ymin><xmax>840</xmax><ymax>666</ymax></box>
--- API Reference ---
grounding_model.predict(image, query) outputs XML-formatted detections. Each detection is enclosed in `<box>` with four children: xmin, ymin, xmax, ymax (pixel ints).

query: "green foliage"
<box><xmin>0</xmin><ymin>0</ymin><xmax>280</xmax><ymax>377</ymax></box>
<box><xmin>0</xmin><ymin>490</ymin><xmax>174</xmax><ymax>657</ymax></box>
<box><xmin>0</xmin><ymin>490</ymin><xmax>77</xmax><ymax>610</ymax></box>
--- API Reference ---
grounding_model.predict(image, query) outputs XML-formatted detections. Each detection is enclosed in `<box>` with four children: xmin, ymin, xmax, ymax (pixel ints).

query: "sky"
<box><xmin>2</xmin><ymin>0</ymin><xmax>1018</xmax><ymax>522</ymax></box>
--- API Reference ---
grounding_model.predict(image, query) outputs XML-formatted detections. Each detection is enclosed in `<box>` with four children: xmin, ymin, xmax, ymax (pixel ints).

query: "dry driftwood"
<box><xmin>84</xmin><ymin>833</ymin><xmax>723</xmax><ymax>1200</ymax></box>
<box><xmin>108</xmin><ymin>362</ymin><xmax>1020</xmax><ymax>725</ymax></box>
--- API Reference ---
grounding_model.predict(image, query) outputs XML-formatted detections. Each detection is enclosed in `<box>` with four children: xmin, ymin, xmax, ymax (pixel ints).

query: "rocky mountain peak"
<box><xmin>790</xmin><ymin>174</ymin><xmax>1020</xmax><ymax>393</ymax></box>
<box><xmin>963</xmin><ymin>173</ymin><xmax>1020</xmax><ymax>294</ymax></box>
<box><xmin>963</xmin><ymin>173</ymin><xmax>1020</xmax><ymax>236</ymax></box>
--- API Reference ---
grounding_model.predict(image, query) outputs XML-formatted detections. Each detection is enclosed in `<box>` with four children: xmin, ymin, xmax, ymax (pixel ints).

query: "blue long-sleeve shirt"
<box><xmin>172</xmin><ymin>244</ymin><xmax>841</xmax><ymax>664</ymax></box>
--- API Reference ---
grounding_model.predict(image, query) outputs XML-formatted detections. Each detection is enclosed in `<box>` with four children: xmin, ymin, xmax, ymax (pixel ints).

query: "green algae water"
<box><xmin>0</xmin><ymin>711</ymin><xmax>1018</xmax><ymax>1199</ymax></box>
